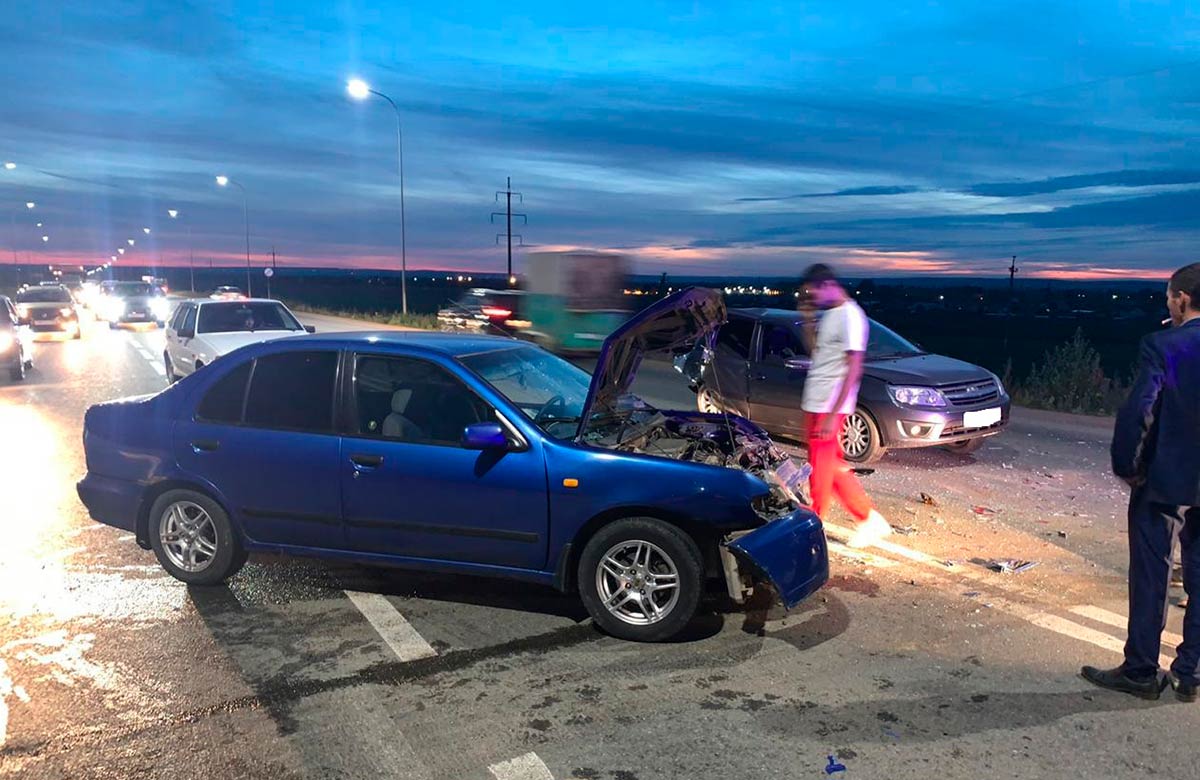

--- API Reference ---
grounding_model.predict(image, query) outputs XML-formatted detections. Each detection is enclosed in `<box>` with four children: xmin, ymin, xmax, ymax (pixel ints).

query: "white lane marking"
<box><xmin>343</xmin><ymin>590</ymin><xmax>437</xmax><ymax>662</ymax></box>
<box><xmin>824</xmin><ymin>521</ymin><xmax>955</xmax><ymax>570</ymax></box>
<box><xmin>1070</xmin><ymin>605</ymin><xmax>1185</xmax><ymax>649</ymax></box>
<box><xmin>1027</xmin><ymin>612</ymin><xmax>1173</xmax><ymax>670</ymax></box>
<box><xmin>827</xmin><ymin>540</ymin><xmax>898</xmax><ymax>568</ymax></box>
<box><xmin>489</xmin><ymin>752</ymin><xmax>556</xmax><ymax>780</ymax></box>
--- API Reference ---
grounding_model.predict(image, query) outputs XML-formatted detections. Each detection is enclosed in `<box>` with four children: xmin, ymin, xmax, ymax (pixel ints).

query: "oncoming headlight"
<box><xmin>151</xmin><ymin>298</ymin><xmax>171</xmax><ymax>319</ymax></box>
<box><xmin>887</xmin><ymin>385</ymin><xmax>948</xmax><ymax>408</ymax></box>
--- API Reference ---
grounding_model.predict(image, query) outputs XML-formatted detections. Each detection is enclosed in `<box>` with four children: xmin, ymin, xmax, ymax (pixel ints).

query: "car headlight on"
<box><xmin>59</xmin><ymin>307</ymin><xmax>74</xmax><ymax>318</ymax></box>
<box><xmin>151</xmin><ymin>299</ymin><xmax>171</xmax><ymax>319</ymax></box>
<box><xmin>888</xmin><ymin>385</ymin><xmax>948</xmax><ymax>408</ymax></box>
<box><xmin>105</xmin><ymin>299</ymin><xmax>126</xmax><ymax>318</ymax></box>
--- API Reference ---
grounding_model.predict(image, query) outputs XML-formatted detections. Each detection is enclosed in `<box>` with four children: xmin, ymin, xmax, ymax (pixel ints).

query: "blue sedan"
<box><xmin>78</xmin><ymin>288</ymin><xmax>829</xmax><ymax>641</ymax></box>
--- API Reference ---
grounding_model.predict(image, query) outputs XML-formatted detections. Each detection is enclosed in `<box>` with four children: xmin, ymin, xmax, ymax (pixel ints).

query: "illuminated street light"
<box><xmin>143</xmin><ymin>227</ymin><xmax>151</xmax><ymax>235</ymax></box>
<box><xmin>117</xmin><ymin>248</ymin><xmax>125</xmax><ymax>255</ymax></box>
<box><xmin>110</xmin><ymin>255</ymin><xmax>116</xmax><ymax>261</ymax></box>
<box><xmin>167</xmin><ymin>209</ymin><xmax>178</xmax><ymax>219</ymax></box>
<box><xmin>25</xmin><ymin>202</ymin><xmax>34</xmax><ymax>210</ymax></box>
<box><xmin>215</xmin><ymin>175</ymin><xmax>253</xmax><ymax>294</ymax></box>
<box><xmin>3</xmin><ymin>162</ymin><xmax>14</xmax><ymax>170</ymax></box>
<box><xmin>167</xmin><ymin>208</ymin><xmax>196</xmax><ymax>291</ymax></box>
<box><xmin>346</xmin><ymin>76</ymin><xmax>409</xmax><ymax>313</ymax></box>
<box><xmin>41</xmin><ymin>235</ymin><xmax>48</xmax><ymax>242</ymax></box>
<box><xmin>127</xmin><ymin>238</ymin><xmax>135</xmax><ymax>246</ymax></box>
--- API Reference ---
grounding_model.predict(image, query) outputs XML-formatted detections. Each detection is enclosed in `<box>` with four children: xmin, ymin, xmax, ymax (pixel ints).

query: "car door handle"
<box><xmin>190</xmin><ymin>439</ymin><xmax>220</xmax><ymax>453</ymax></box>
<box><xmin>753</xmin><ymin>374</ymin><xmax>768</xmax><ymax>381</ymax></box>
<box><xmin>349</xmin><ymin>454</ymin><xmax>384</xmax><ymax>468</ymax></box>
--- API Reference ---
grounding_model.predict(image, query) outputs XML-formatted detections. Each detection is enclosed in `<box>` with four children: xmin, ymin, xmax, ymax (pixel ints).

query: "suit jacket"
<box><xmin>1112</xmin><ymin>318</ymin><xmax>1200</xmax><ymax>506</ymax></box>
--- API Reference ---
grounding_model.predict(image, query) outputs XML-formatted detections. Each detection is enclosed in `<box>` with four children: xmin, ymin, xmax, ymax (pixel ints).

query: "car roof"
<box><xmin>283</xmin><ymin>330</ymin><xmax>524</xmax><ymax>357</ymax></box>
<box><xmin>184</xmin><ymin>297</ymin><xmax>283</xmax><ymax>305</ymax></box>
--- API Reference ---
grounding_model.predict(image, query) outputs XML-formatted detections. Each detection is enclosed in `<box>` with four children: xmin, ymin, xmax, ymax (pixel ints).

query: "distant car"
<box><xmin>1</xmin><ymin>296</ymin><xmax>34</xmax><ymax>381</ymax></box>
<box><xmin>14</xmin><ymin>284</ymin><xmax>82</xmax><ymax>339</ymax></box>
<box><xmin>677</xmin><ymin>308</ymin><xmax>1011</xmax><ymax>463</ymax></box>
<box><xmin>97</xmin><ymin>281</ymin><xmax>172</xmax><ymax>327</ymax></box>
<box><xmin>210</xmin><ymin>286</ymin><xmax>246</xmax><ymax>301</ymax></box>
<box><xmin>437</xmin><ymin>288</ymin><xmax>528</xmax><ymax>337</ymax></box>
<box><xmin>78</xmin><ymin>288</ymin><xmax>828</xmax><ymax>642</ymax></box>
<box><xmin>164</xmin><ymin>299</ymin><xmax>314</xmax><ymax>382</ymax></box>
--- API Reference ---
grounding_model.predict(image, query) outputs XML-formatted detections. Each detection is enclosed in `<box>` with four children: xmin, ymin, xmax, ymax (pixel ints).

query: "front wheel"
<box><xmin>164</xmin><ymin>352</ymin><xmax>179</xmax><ymax>384</ymax></box>
<box><xmin>578</xmin><ymin>518</ymin><xmax>703</xmax><ymax>642</ymax></box>
<box><xmin>148</xmin><ymin>489</ymin><xmax>247</xmax><ymax>586</ymax></box>
<box><xmin>696</xmin><ymin>386</ymin><xmax>723</xmax><ymax>414</ymax></box>
<box><xmin>944</xmin><ymin>437</ymin><xmax>985</xmax><ymax>455</ymax></box>
<box><xmin>840</xmin><ymin>409</ymin><xmax>885</xmax><ymax>463</ymax></box>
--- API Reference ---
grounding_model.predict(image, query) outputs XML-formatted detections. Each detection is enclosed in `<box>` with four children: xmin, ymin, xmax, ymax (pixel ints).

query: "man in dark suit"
<box><xmin>1083</xmin><ymin>262</ymin><xmax>1200</xmax><ymax>701</ymax></box>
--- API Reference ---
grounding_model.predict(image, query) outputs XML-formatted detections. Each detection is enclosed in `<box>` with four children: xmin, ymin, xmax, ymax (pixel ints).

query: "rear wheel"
<box><xmin>840</xmin><ymin>409</ymin><xmax>884</xmax><ymax>463</ymax></box>
<box><xmin>578</xmin><ymin>518</ymin><xmax>703</xmax><ymax>642</ymax></box>
<box><xmin>164</xmin><ymin>352</ymin><xmax>179</xmax><ymax>384</ymax></box>
<box><xmin>944</xmin><ymin>437</ymin><xmax>985</xmax><ymax>455</ymax></box>
<box><xmin>148</xmin><ymin>489</ymin><xmax>247</xmax><ymax>586</ymax></box>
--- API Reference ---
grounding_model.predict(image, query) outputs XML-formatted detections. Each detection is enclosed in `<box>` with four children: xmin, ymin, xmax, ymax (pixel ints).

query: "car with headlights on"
<box><xmin>677</xmin><ymin>308</ymin><xmax>1010</xmax><ymax>463</ymax></box>
<box><xmin>78</xmin><ymin>288</ymin><xmax>827</xmax><ymax>642</ymax></box>
<box><xmin>164</xmin><ymin>298</ymin><xmax>314</xmax><ymax>381</ymax></box>
<box><xmin>97</xmin><ymin>281</ymin><xmax>172</xmax><ymax>327</ymax></box>
<box><xmin>1</xmin><ymin>296</ymin><xmax>34</xmax><ymax>381</ymax></box>
<box><xmin>14</xmin><ymin>284</ymin><xmax>82</xmax><ymax>339</ymax></box>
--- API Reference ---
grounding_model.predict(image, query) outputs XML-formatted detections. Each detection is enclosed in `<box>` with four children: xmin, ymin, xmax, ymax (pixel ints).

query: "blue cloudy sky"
<box><xmin>1</xmin><ymin>1</ymin><xmax>1197</xmax><ymax>278</ymax></box>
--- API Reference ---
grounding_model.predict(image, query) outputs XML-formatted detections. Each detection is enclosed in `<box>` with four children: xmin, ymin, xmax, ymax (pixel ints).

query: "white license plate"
<box><xmin>963</xmin><ymin>407</ymin><xmax>1002</xmax><ymax>429</ymax></box>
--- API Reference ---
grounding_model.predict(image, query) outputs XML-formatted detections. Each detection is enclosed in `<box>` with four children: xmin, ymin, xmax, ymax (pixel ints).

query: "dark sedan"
<box><xmin>97</xmin><ymin>281</ymin><xmax>172</xmax><ymax>327</ymax></box>
<box><xmin>679</xmin><ymin>307</ymin><xmax>1010</xmax><ymax>462</ymax></box>
<box><xmin>14</xmin><ymin>284</ymin><xmax>82</xmax><ymax>339</ymax></box>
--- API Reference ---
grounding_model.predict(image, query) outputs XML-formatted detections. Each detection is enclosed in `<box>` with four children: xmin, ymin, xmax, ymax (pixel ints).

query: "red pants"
<box><xmin>806</xmin><ymin>412</ymin><xmax>873</xmax><ymax>522</ymax></box>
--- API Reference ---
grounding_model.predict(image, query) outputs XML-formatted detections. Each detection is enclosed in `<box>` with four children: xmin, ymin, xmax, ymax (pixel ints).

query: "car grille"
<box><xmin>32</xmin><ymin>309</ymin><xmax>59</xmax><ymax>321</ymax></box>
<box><xmin>939</xmin><ymin>420</ymin><xmax>1006</xmax><ymax>439</ymax></box>
<box><xmin>938</xmin><ymin>379</ymin><xmax>1000</xmax><ymax>407</ymax></box>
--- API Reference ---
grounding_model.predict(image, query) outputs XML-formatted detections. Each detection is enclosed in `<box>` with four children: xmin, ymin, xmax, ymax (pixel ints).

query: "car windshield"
<box><xmin>16</xmin><ymin>287</ymin><xmax>72</xmax><ymax>303</ymax></box>
<box><xmin>110</xmin><ymin>282</ymin><xmax>156</xmax><ymax>297</ymax></box>
<box><xmin>866</xmin><ymin>319</ymin><xmax>923</xmax><ymax>357</ymax></box>
<box><xmin>459</xmin><ymin>346</ymin><xmax>595</xmax><ymax>438</ymax></box>
<box><xmin>197</xmin><ymin>302</ymin><xmax>302</xmax><ymax>333</ymax></box>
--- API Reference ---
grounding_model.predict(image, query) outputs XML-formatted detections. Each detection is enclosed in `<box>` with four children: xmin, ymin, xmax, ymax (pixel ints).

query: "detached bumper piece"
<box><xmin>725</xmin><ymin>509</ymin><xmax>829</xmax><ymax>608</ymax></box>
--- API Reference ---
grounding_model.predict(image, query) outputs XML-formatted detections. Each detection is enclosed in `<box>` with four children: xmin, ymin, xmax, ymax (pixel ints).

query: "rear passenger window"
<box><xmin>196</xmin><ymin>361</ymin><xmax>251</xmax><ymax>424</ymax></box>
<box><xmin>244</xmin><ymin>351</ymin><xmax>338</xmax><ymax>433</ymax></box>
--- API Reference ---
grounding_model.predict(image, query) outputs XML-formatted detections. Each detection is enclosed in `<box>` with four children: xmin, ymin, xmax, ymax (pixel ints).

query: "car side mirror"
<box><xmin>180</xmin><ymin>328</ymin><xmax>195</xmax><ymax>339</ymax></box>
<box><xmin>784</xmin><ymin>357</ymin><xmax>812</xmax><ymax>370</ymax></box>
<box><xmin>461</xmin><ymin>422</ymin><xmax>509</xmax><ymax>450</ymax></box>
<box><xmin>304</xmin><ymin>325</ymin><xmax>316</xmax><ymax>333</ymax></box>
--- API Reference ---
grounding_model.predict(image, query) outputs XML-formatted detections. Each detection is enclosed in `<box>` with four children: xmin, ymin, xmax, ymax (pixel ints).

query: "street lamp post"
<box><xmin>7</xmin><ymin>201</ymin><xmax>34</xmax><ymax>267</ymax></box>
<box><xmin>216</xmin><ymin>176</ymin><xmax>253</xmax><ymax>296</ymax></box>
<box><xmin>168</xmin><ymin>209</ymin><xmax>195</xmax><ymax>292</ymax></box>
<box><xmin>348</xmin><ymin>78</ymin><xmax>409</xmax><ymax>314</ymax></box>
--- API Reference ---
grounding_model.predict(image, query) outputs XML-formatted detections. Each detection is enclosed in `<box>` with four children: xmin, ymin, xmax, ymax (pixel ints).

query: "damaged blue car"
<box><xmin>78</xmin><ymin>287</ymin><xmax>828</xmax><ymax>641</ymax></box>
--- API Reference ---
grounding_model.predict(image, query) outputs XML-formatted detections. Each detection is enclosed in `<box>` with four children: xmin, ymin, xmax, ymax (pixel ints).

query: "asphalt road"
<box><xmin>1</xmin><ymin>313</ymin><xmax>1196</xmax><ymax>780</ymax></box>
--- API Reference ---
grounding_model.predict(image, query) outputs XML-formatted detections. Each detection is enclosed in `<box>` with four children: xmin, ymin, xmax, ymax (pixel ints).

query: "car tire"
<box><xmin>944</xmin><ymin>437</ymin><xmax>985</xmax><ymax>455</ymax></box>
<box><xmin>696</xmin><ymin>386</ymin><xmax>723</xmax><ymax>415</ymax></box>
<box><xmin>148</xmin><ymin>489</ymin><xmax>248</xmax><ymax>586</ymax></box>
<box><xmin>577</xmin><ymin>517</ymin><xmax>703</xmax><ymax>642</ymax></box>
<box><xmin>164</xmin><ymin>353</ymin><xmax>179</xmax><ymax>384</ymax></box>
<box><xmin>840</xmin><ymin>409</ymin><xmax>885</xmax><ymax>464</ymax></box>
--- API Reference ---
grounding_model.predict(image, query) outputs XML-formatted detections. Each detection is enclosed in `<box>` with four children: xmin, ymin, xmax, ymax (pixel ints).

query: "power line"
<box><xmin>491</xmin><ymin>176</ymin><xmax>526</xmax><ymax>283</ymax></box>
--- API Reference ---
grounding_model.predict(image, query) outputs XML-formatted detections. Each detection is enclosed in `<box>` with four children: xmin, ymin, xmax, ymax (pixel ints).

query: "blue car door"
<box><xmin>174</xmin><ymin>349</ymin><xmax>345</xmax><ymax>549</ymax></box>
<box><xmin>339</xmin><ymin>352</ymin><xmax>549</xmax><ymax>570</ymax></box>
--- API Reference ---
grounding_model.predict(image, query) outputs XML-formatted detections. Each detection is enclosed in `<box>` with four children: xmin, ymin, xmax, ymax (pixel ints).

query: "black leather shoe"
<box><xmin>1081</xmin><ymin>665</ymin><xmax>1164</xmax><ymax>700</ymax></box>
<box><xmin>1170</xmin><ymin>675</ymin><xmax>1198</xmax><ymax>703</ymax></box>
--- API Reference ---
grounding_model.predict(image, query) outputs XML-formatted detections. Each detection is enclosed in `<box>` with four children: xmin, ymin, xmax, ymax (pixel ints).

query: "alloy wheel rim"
<box><xmin>596</xmin><ymin>540</ymin><xmax>681</xmax><ymax>626</ymax></box>
<box><xmin>159</xmin><ymin>501</ymin><xmax>218</xmax><ymax>573</ymax></box>
<box><xmin>841</xmin><ymin>414</ymin><xmax>870</xmax><ymax>458</ymax></box>
<box><xmin>698</xmin><ymin>388</ymin><xmax>720</xmax><ymax>414</ymax></box>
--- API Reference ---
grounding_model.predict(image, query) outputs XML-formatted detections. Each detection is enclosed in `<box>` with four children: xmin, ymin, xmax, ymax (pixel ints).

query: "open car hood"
<box><xmin>576</xmin><ymin>287</ymin><xmax>725</xmax><ymax>438</ymax></box>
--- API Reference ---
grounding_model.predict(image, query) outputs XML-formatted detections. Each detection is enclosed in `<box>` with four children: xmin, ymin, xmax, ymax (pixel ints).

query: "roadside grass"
<box><xmin>287</xmin><ymin>302</ymin><xmax>439</xmax><ymax>331</ymax></box>
<box><xmin>1003</xmin><ymin>328</ymin><xmax>1131</xmax><ymax>416</ymax></box>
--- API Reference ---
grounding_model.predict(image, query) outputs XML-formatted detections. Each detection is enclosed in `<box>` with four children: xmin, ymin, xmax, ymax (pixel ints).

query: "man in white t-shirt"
<box><xmin>799</xmin><ymin>264</ymin><xmax>891</xmax><ymax>548</ymax></box>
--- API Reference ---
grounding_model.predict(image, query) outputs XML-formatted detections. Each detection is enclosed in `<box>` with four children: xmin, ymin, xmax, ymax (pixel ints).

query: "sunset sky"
<box><xmin>1</xmin><ymin>2</ymin><xmax>1197</xmax><ymax>279</ymax></box>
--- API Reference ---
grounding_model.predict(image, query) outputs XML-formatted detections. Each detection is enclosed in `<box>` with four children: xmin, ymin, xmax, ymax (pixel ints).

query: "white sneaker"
<box><xmin>848</xmin><ymin>510</ymin><xmax>893</xmax><ymax>549</ymax></box>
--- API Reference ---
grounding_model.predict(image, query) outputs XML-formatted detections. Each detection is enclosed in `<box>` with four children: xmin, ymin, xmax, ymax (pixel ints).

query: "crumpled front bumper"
<box><xmin>723</xmin><ymin>508</ymin><xmax>829</xmax><ymax>608</ymax></box>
